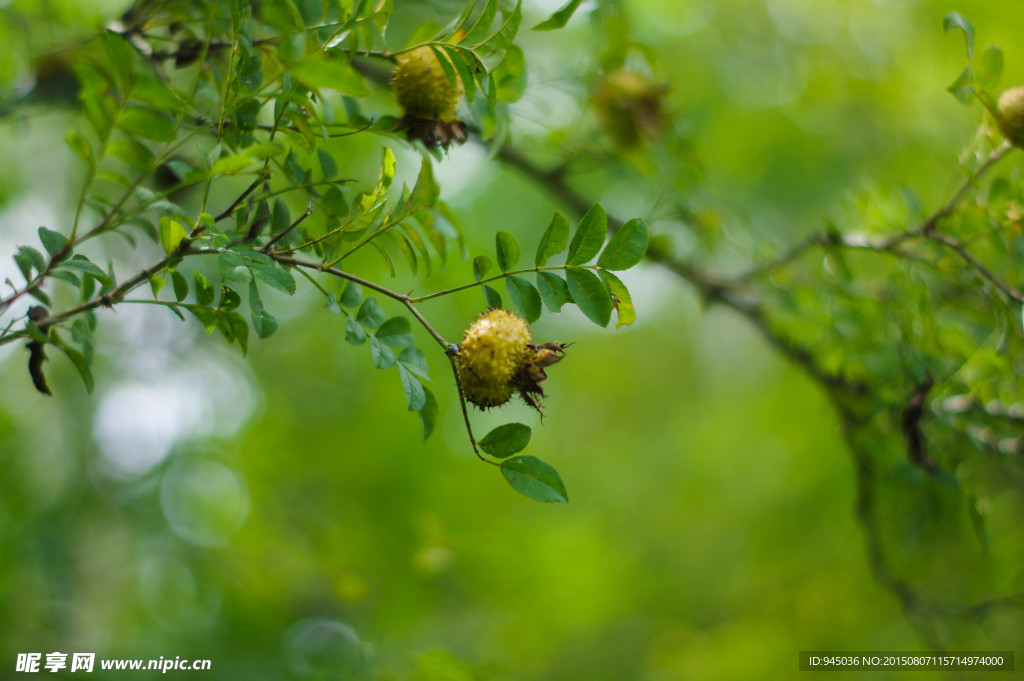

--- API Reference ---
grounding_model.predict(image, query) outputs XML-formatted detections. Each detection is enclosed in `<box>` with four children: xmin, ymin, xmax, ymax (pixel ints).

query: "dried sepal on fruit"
<box><xmin>456</xmin><ymin>310</ymin><xmax>569</xmax><ymax>414</ymax></box>
<box><xmin>997</xmin><ymin>86</ymin><xmax>1024</xmax><ymax>148</ymax></box>
<box><xmin>515</xmin><ymin>342</ymin><xmax>570</xmax><ymax>414</ymax></box>
<box><xmin>392</xmin><ymin>46</ymin><xmax>468</xmax><ymax>148</ymax></box>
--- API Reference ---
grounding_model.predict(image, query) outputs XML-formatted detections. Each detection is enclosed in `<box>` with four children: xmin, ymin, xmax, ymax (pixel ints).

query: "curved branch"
<box><xmin>735</xmin><ymin>142</ymin><xmax>1014</xmax><ymax>282</ymax></box>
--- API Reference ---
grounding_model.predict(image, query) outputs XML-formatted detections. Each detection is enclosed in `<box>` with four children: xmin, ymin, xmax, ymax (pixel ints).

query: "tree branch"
<box><xmin>735</xmin><ymin>142</ymin><xmax>1015</xmax><ymax>282</ymax></box>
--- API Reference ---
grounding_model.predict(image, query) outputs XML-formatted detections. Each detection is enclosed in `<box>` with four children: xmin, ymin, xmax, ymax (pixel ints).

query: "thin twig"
<box><xmin>35</xmin><ymin>227</ymin><xmax>206</xmax><ymax>329</ymax></box>
<box><xmin>447</xmin><ymin>353</ymin><xmax>485</xmax><ymax>461</ymax></box>
<box><xmin>403</xmin><ymin>299</ymin><xmax>447</xmax><ymax>349</ymax></box>
<box><xmin>269</xmin><ymin>254</ymin><xmax>409</xmax><ymax>302</ymax></box>
<box><xmin>927</xmin><ymin>231</ymin><xmax>1024</xmax><ymax>303</ymax></box>
<box><xmin>410</xmin><ymin>264</ymin><xmax>603</xmax><ymax>303</ymax></box>
<box><xmin>262</xmin><ymin>199</ymin><xmax>313</xmax><ymax>251</ymax></box>
<box><xmin>736</xmin><ymin>142</ymin><xmax>1015</xmax><ymax>282</ymax></box>
<box><xmin>213</xmin><ymin>175</ymin><xmax>266</xmax><ymax>223</ymax></box>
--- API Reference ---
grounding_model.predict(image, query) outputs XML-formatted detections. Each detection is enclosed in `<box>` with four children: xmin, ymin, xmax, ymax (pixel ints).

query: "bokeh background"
<box><xmin>1</xmin><ymin>0</ymin><xmax>1023</xmax><ymax>678</ymax></box>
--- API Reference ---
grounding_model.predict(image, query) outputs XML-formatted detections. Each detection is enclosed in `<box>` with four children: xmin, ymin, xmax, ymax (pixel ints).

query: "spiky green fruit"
<box><xmin>997</xmin><ymin>86</ymin><xmax>1024</xmax><ymax>148</ymax></box>
<box><xmin>392</xmin><ymin>46</ymin><xmax>460</xmax><ymax>122</ymax></box>
<box><xmin>458</xmin><ymin>310</ymin><xmax>532</xmax><ymax>409</ymax></box>
<box><xmin>592</xmin><ymin>70</ymin><xmax>668</xmax><ymax>148</ymax></box>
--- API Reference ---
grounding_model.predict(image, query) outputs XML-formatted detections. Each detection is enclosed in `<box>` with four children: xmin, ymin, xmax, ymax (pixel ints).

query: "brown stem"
<box><xmin>262</xmin><ymin>200</ymin><xmax>313</xmax><ymax>251</ymax></box>
<box><xmin>736</xmin><ymin>142</ymin><xmax>1014</xmax><ymax>282</ymax></box>
<box><xmin>447</xmin><ymin>353</ymin><xmax>484</xmax><ymax>461</ymax></box>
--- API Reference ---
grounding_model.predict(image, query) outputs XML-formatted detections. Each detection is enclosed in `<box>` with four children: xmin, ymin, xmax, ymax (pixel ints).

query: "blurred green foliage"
<box><xmin>2</xmin><ymin>0</ymin><xmax>1024</xmax><ymax>679</ymax></box>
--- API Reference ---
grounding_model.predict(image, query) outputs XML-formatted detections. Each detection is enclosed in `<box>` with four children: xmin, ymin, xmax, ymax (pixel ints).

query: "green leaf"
<box><xmin>535</xmin><ymin>212</ymin><xmax>570</xmax><ymax>266</ymax></box>
<box><xmin>566</xmin><ymin>268</ymin><xmax>612</xmax><ymax>326</ymax></box>
<box><xmin>391</xmin><ymin>231</ymin><xmax>419</xmax><ymax>276</ymax></box>
<box><xmin>566</xmin><ymin>204</ymin><xmax>607</xmax><ymax>265</ymax></box>
<box><xmin>57</xmin><ymin>343</ymin><xmax>94</xmax><ymax>394</ymax></box>
<box><xmin>976</xmin><ymin>45</ymin><xmax>1004</xmax><ymax>92</ymax></box>
<box><xmin>107</xmin><ymin>139</ymin><xmax>154</xmax><ymax>170</ymax></box>
<box><xmin>238</xmin><ymin>54</ymin><xmax>263</xmax><ymax>92</ymax></box>
<box><xmin>429</xmin><ymin>45</ymin><xmax>459</xmax><ymax>91</ymax></box>
<box><xmin>194</xmin><ymin>271</ymin><xmax>215</xmax><ymax>306</ymax></box>
<box><xmin>28</xmin><ymin>288</ymin><xmax>51</xmax><ymax>306</ymax></box>
<box><xmin>38</xmin><ymin>227</ymin><xmax>69</xmax><ymax>259</ymax></box>
<box><xmin>132</xmin><ymin>76</ymin><xmax>184</xmax><ymax>113</ymax></box>
<box><xmin>500</xmin><ymin>456</ymin><xmax>568</xmax><ymax>503</ymax></box>
<box><xmin>340</xmin><ymin>280</ymin><xmax>363</xmax><ymax>308</ymax></box>
<box><xmin>483</xmin><ymin>285</ymin><xmax>502</xmax><ymax>309</ymax></box>
<box><xmin>326</xmin><ymin>291</ymin><xmax>343</xmax><ymax>315</ymax></box>
<box><xmin>81</xmin><ymin>271</ymin><xmax>96</xmax><ymax>299</ymax></box>
<box><xmin>419</xmin><ymin>387</ymin><xmax>438</xmax><ymax>440</ymax></box>
<box><xmin>248</xmin><ymin>280</ymin><xmax>278</xmax><ymax>339</ymax></box>
<box><xmin>217</xmin><ymin>250</ymin><xmax>252</xmax><ymax>283</ymax></box>
<box><xmin>220</xmin><ymin>285</ymin><xmax>241</xmax><ymax>310</ymax></box>
<box><xmin>26</xmin><ymin>321</ymin><xmax>48</xmax><ymax>343</ymax></box>
<box><xmin>943</xmin><ymin>12</ymin><xmax>975</xmax><ymax>60</ymax></box>
<box><xmin>170</xmin><ymin>270</ymin><xmax>189</xmax><ymax>302</ymax></box>
<box><xmin>317</xmin><ymin>148</ymin><xmax>338</xmax><ymax>179</ymax></box>
<box><xmin>533</xmin><ymin>0</ymin><xmax>584</xmax><ymax>31</ymax></box>
<box><xmin>50</xmin><ymin>270</ymin><xmax>80</xmax><ymax>287</ymax></box>
<box><xmin>377</xmin><ymin>147</ymin><xmax>397</xmax><ymax>194</ymax></box>
<box><xmin>58</xmin><ymin>256</ymin><xmax>112</xmax><ymax>285</ymax></box>
<box><xmin>407</xmin><ymin>19</ymin><xmax>442</xmax><ymax>46</ymax></box>
<box><xmin>370</xmin><ymin>334</ymin><xmax>397</xmax><ymax>369</ymax></box>
<box><xmin>216</xmin><ymin>310</ymin><xmax>249</xmax><ymax>355</ymax></box>
<box><xmin>493</xmin><ymin>44</ymin><xmax>526</xmax><ymax>102</ymax></box>
<box><xmin>485</xmin><ymin>72</ymin><xmax>498</xmax><ymax>111</ymax></box>
<box><xmin>479</xmin><ymin>423</ymin><xmax>531</xmax><ymax>458</ymax></box>
<box><xmin>442</xmin><ymin>0</ymin><xmax>477</xmax><ymax>40</ymax></box>
<box><xmin>291</xmin><ymin>54</ymin><xmax>368</xmax><ymax>94</ymax></box>
<box><xmin>495</xmin><ymin>230</ymin><xmax>521</xmax><ymax>272</ymax></box>
<box><xmin>598</xmin><ymin>269</ymin><xmax>636</xmax><ymax>328</ymax></box>
<box><xmin>119</xmin><ymin>106</ymin><xmax>176</xmax><ymax>142</ymax></box>
<box><xmin>65</xmin><ymin>131</ymin><xmax>93</xmax><ymax>165</ymax></box>
<box><xmin>248</xmin><ymin>142</ymin><xmax>285</xmax><ymax>159</ymax></box>
<box><xmin>369</xmin><ymin>240</ymin><xmax>396</xmax><ymax>277</ymax></box>
<box><xmin>159</xmin><ymin>218</ymin><xmax>188</xmax><ymax>254</ymax></box>
<box><xmin>345</xmin><ymin>314</ymin><xmax>367</xmax><ymax>345</ymax></box>
<box><xmin>445</xmin><ymin>46</ymin><xmax>477</xmax><ymax>103</ymax></box>
<box><xmin>357</xmin><ymin>297</ymin><xmax>386</xmax><ymax>328</ymax></box>
<box><xmin>536</xmin><ymin>271</ymin><xmax>571</xmax><ymax>313</ymax></box>
<box><xmin>506</xmin><ymin>275</ymin><xmax>542</xmax><ymax>323</ymax></box>
<box><xmin>250</xmin><ymin>262</ymin><xmax>296</xmax><ymax>294</ymax></box>
<box><xmin>598</xmin><ymin>217</ymin><xmax>648</xmax><ymax>270</ymax></box>
<box><xmin>377</xmin><ymin>316</ymin><xmax>416</xmax><ymax>348</ymax></box>
<box><xmin>70</xmin><ymin>319</ymin><xmax>95</xmax><ymax>351</ymax></box>
<box><xmin>420</xmin><ymin>217</ymin><xmax>449</xmax><ymax>268</ymax></box>
<box><xmin>283</xmin><ymin>149</ymin><xmax>304</xmax><ymax>184</ymax></box>
<box><xmin>479</xmin><ymin>0</ymin><xmax>522</xmax><ymax>55</ymax></box>
<box><xmin>187</xmin><ymin>304</ymin><xmax>217</xmax><ymax>332</ymax></box>
<box><xmin>272</xmin><ymin>198</ymin><xmax>290</xmax><ymax>236</ymax></box>
<box><xmin>398</xmin><ymin>364</ymin><xmax>427</xmax><ymax>411</ymax></box>
<box><xmin>404</xmin><ymin>225</ymin><xmax>432</xmax><ymax>276</ymax></box>
<box><xmin>15</xmin><ymin>246</ymin><xmax>46</xmax><ymax>279</ymax></box>
<box><xmin>408</xmin><ymin>159</ymin><xmax>439</xmax><ymax>212</ymax></box>
<box><xmin>398</xmin><ymin>347</ymin><xmax>431</xmax><ymax>381</ymax></box>
<box><xmin>210</xmin><ymin>154</ymin><xmax>259</xmax><ymax>176</ymax></box>
<box><xmin>473</xmin><ymin>255</ymin><xmax>492</xmax><ymax>282</ymax></box>
<box><xmin>946</xmin><ymin>65</ymin><xmax>974</xmax><ymax>105</ymax></box>
<box><xmin>463</xmin><ymin>0</ymin><xmax>499</xmax><ymax>47</ymax></box>
<box><xmin>13</xmin><ymin>252</ymin><xmax>31</xmax><ymax>281</ymax></box>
